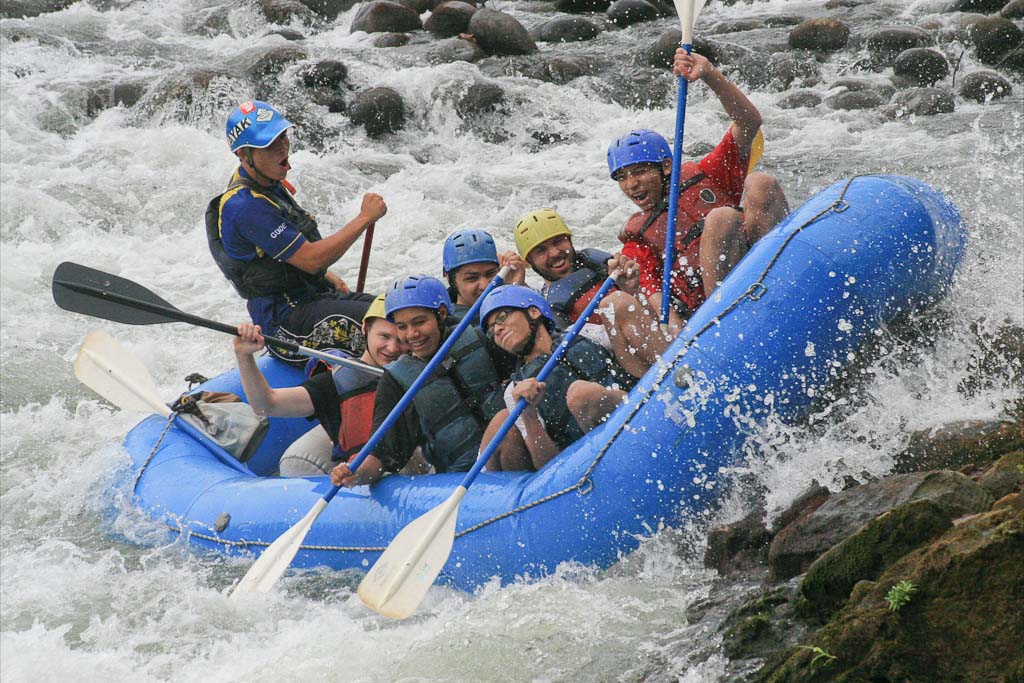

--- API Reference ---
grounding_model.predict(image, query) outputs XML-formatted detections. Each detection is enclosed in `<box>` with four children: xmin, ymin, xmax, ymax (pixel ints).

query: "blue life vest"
<box><xmin>544</xmin><ymin>248</ymin><xmax>613</xmax><ymax>327</ymax></box>
<box><xmin>386</xmin><ymin>327</ymin><xmax>505</xmax><ymax>473</ymax></box>
<box><xmin>205</xmin><ymin>173</ymin><xmax>330</xmax><ymax>301</ymax></box>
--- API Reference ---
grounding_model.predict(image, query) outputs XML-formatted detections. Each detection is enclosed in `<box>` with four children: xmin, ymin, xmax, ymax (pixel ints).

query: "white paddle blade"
<box><xmin>358</xmin><ymin>487</ymin><xmax>466</xmax><ymax>619</ymax></box>
<box><xmin>229</xmin><ymin>498</ymin><xmax>329</xmax><ymax>599</ymax></box>
<box><xmin>75</xmin><ymin>330</ymin><xmax>171</xmax><ymax>417</ymax></box>
<box><xmin>673</xmin><ymin>0</ymin><xmax>708</xmax><ymax>44</ymax></box>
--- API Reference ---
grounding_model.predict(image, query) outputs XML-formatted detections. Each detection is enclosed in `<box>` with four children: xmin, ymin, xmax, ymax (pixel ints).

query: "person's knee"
<box><xmin>744</xmin><ymin>172</ymin><xmax>785</xmax><ymax>205</ymax></box>
<box><xmin>704</xmin><ymin>207</ymin><xmax>745</xmax><ymax>243</ymax></box>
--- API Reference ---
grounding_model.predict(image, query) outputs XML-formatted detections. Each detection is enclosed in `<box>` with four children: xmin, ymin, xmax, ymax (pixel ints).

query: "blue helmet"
<box><xmin>606</xmin><ymin>129</ymin><xmax>672</xmax><ymax>178</ymax></box>
<box><xmin>479</xmin><ymin>285</ymin><xmax>556</xmax><ymax>332</ymax></box>
<box><xmin>385</xmin><ymin>274</ymin><xmax>452</xmax><ymax>321</ymax></box>
<box><xmin>226</xmin><ymin>101</ymin><xmax>293</xmax><ymax>152</ymax></box>
<box><xmin>442</xmin><ymin>229</ymin><xmax>499</xmax><ymax>275</ymax></box>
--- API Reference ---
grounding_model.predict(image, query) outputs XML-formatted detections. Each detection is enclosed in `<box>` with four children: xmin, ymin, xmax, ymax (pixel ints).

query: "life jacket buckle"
<box><xmin>746</xmin><ymin>282</ymin><xmax>767</xmax><ymax>301</ymax></box>
<box><xmin>832</xmin><ymin>199</ymin><xmax>850</xmax><ymax>213</ymax></box>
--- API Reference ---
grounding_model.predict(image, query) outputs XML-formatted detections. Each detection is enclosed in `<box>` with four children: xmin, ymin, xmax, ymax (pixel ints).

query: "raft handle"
<box><xmin>576</xmin><ymin>477</ymin><xmax>594</xmax><ymax>495</ymax></box>
<box><xmin>831</xmin><ymin>199</ymin><xmax>850</xmax><ymax>213</ymax></box>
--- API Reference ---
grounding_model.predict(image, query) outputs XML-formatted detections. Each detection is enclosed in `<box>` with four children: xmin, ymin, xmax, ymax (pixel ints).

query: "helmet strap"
<box><xmin>243</xmin><ymin>147</ymin><xmax>274</xmax><ymax>187</ymax></box>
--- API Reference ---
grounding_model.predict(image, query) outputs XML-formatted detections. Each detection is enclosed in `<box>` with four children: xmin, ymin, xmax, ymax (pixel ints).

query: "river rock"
<box><xmin>975</xmin><ymin>451</ymin><xmax>1024</xmax><ymax>498</ymax></box>
<box><xmin>467</xmin><ymin>8</ymin><xmax>537</xmax><ymax>56</ymax></box>
<box><xmin>824</xmin><ymin>89</ymin><xmax>885</xmax><ymax>110</ymax></box>
<box><xmin>348</xmin><ymin>86</ymin><xmax>405</xmax><ymax>136</ymax></box>
<box><xmin>767</xmin><ymin>470</ymin><xmax>993</xmax><ymax>581</ymax></box>
<box><xmin>455</xmin><ymin>81</ymin><xmax>505</xmax><ymax>118</ymax></box>
<box><xmin>893</xmin><ymin>47</ymin><xmax>949</xmax><ymax>86</ymax></box>
<box><xmin>947</xmin><ymin>0</ymin><xmax>1007</xmax><ymax>11</ymax></box>
<box><xmin>795</xmin><ymin>498</ymin><xmax>954</xmax><ymax>622</ymax></box>
<box><xmin>607</xmin><ymin>0</ymin><xmax>659</xmax><ymax>28</ymax></box>
<box><xmin>301</xmin><ymin>60</ymin><xmax>349</xmax><ymax>89</ymax></box>
<box><xmin>713</xmin><ymin>18</ymin><xmax>765</xmax><ymax>34</ymax></box>
<box><xmin>864</xmin><ymin>26</ymin><xmax>931</xmax><ymax>65</ymax></box>
<box><xmin>183</xmin><ymin>5</ymin><xmax>232</xmax><ymax>37</ymax></box>
<box><xmin>1002</xmin><ymin>0</ymin><xmax>1024</xmax><ymax>17</ymax></box>
<box><xmin>768</xmin><ymin>53</ymin><xmax>820</xmax><ymax>89</ymax></box>
<box><xmin>968</xmin><ymin>16</ymin><xmax>1024</xmax><ymax>64</ymax></box>
<box><xmin>235</xmin><ymin>44</ymin><xmax>309</xmax><ymax>80</ymax></box>
<box><xmin>426</xmin><ymin>36</ymin><xmax>485</xmax><ymax>63</ymax></box>
<box><xmin>788</xmin><ymin>18</ymin><xmax>850</xmax><ymax>51</ymax></box>
<box><xmin>959</xmin><ymin>69</ymin><xmax>1014</xmax><ymax>100</ymax></box>
<box><xmin>555</xmin><ymin>0</ymin><xmax>613</xmax><ymax>11</ymax></box>
<box><xmin>374</xmin><ymin>32</ymin><xmax>410</xmax><ymax>47</ymax></box>
<box><xmin>533</xmin><ymin>16</ymin><xmax>602</xmax><ymax>43</ymax></box>
<box><xmin>298</xmin><ymin>0</ymin><xmax>361</xmax><ymax>17</ymax></box>
<box><xmin>256</xmin><ymin>0</ymin><xmax>315</xmax><ymax>24</ymax></box>
<box><xmin>519</xmin><ymin>54</ymin><xmax>602</xmax><ymax>84</ymax></box>
<box><xmin>777</xmin><ymin>89</ymin><xmax>822</xmax><ymax>109</ymax></box>
<box><xmin>761</xmin><ymin>504</ymin><xmax>1023</xmax><ymax>682</ymax></box>
<box><xmin>894</xmin><ymin>420</ymin><xmax>1022</xmax><ymax>474</ymax></box>
<box><xmin>351</xmin><ymin>1</ymin><xmax>423</xmax><ymax>34</ymax></box>
<box><xmin>425</xmin><ymin>2</ymin><xmax>477</xmax><ymax>37</ymax></box>
<box><xmin>829</xmin><ymin>77</ymin><xmax>895</xmax><ymax>99</ymax></box>
<box><xmin>396</xmin><ymin>0</ymin><xmax>435</xmax><ymax>13</ymax></box>
<box><xmin>1</xmin><ymin>0</ymin><xmax>75</xmax><ymax>18</ymax></box>
<box><xmin>705</xmin><ymin>511</ymin><xmax>772</xmax><ymax>575</ymax></box>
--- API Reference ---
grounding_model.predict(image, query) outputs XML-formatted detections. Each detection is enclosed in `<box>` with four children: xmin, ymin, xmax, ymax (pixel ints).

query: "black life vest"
<box><xmin>544</xmin><ymin>248</ymin><xmax>614</xmax><ymax>327</ymax></box>
<box><xmin>330</xmin><ymin>364</ymin><xmax>379</xmax><ymax>462</ymax></box>
<box><xmin>618</xmin><ymin>162</ymin><xmax>733</xmax><ymax>316</ymax></box>
<box><xmin>386</xmin><ymin>327</ymin><xmax>505</xmax><ymax>473</ymax></box>
<box><xmin>205</xmin><ymin>172</ymin><xmax>331</xmax><ymax>302</ymax></box>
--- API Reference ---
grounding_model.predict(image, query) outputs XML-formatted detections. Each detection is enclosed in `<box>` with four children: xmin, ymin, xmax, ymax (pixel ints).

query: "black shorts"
<box><xmin>269</xmin><ymin>292</ymin><xmax>375</xmax><ymax>364</ymax></box>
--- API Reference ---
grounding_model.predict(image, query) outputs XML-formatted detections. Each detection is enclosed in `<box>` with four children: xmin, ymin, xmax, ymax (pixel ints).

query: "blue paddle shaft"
<box><xmin>320</xmin><ymin>269</ymin><xmax>509</xmax><ymax>503</ymax></box>
<box><xmin>460</xmin><ymin>274</ymin><xmax>619</xmax><ymax>489</ymax></box>
<box><xmin>660</xmin><ymin>42</ymin><xmax>693</xmax><ymax>325</ymax></box>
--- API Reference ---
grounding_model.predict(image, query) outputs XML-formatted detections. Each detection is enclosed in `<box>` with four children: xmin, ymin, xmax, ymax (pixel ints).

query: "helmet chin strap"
<box><xmin>243</xmin><ymin>148</ymin><xmax>275</xmax><ymax>187</ymax></box>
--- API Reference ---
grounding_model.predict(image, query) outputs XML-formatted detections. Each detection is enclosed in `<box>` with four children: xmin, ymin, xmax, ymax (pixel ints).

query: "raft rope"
<box><xmin>159</xmin><ymin>176</ymin><xmax>866</xmax><ymax>554</ymax></box>
<box><xmin>134</xmin><ymin>415</ymin><xmax>177</xmax><ymax>492</ymax></box>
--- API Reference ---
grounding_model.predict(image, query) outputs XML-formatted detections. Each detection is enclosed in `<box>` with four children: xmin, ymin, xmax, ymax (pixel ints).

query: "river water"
<box><xmin>1</xmin><ymin>0</ymin><xmax>1021</xmax><ymax>681</ymax></box>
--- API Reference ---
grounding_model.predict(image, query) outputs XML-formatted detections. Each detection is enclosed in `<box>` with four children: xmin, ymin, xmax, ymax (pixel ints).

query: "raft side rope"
<box><xmin>134</xmin><ymin>414</ymin><xmax>177</xmax><ymax>492</ymax></box>
<box><xmin>156</xmin><ymin>177</ymin><xmax>866</xmax><ymax>554</ymax></box>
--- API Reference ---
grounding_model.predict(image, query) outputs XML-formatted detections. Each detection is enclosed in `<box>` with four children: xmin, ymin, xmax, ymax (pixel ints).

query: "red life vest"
<box><xmin>331</xmin><ymin>365</ymin><xmax>378</xmax><ymax>463</ymax></box>
<box><xmin>618</xmin><ymin>162</ymin><xmax>734</xmax><ymax>316</ymax></box>
<box><xmin>544</xmin><ymin>248</ymin><xmax>615</xmax><ymax>325</ymax></box>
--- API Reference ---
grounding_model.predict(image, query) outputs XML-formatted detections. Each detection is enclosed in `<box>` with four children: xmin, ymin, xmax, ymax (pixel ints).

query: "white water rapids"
<box><xmin>1</xmin><ymin>0</ymin><xmax>1021</xmax><ymax>681</ymax></box>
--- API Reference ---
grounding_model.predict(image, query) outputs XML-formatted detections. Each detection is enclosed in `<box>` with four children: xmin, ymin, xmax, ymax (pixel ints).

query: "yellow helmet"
<box><xmin>362</xmin><ymin>293</ymin><xmax>388</xmax><ymax>326</ymax></box>
<box><xmin>514</xmin><ymin>208</ymin><xmax>572</xmax><ymax>259</ymax></box>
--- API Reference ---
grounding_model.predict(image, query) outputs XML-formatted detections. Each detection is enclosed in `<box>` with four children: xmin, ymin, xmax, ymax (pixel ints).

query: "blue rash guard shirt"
<box><xmin>218</xmin><ymin>167</ymin><xmax>312</xmax><ymax>330</ymax></box>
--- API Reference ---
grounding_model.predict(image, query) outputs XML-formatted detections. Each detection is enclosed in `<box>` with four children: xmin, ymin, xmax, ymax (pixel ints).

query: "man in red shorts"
<box><xmin>607</xmin><ymin>50</ymin><xmax>790</xmax><ymax>326</ymax></box>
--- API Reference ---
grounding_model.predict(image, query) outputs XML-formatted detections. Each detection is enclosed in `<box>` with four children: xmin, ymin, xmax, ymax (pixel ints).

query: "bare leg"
<box><xmin>699</xmin><ymin>206</ymin><xmax>747</xmax><ymax>296</ymax></box>
<box><xmin>599</xmin><ymin>291</ymin><xmax>672</xmax><ymax>378</ymax></box>
<box><xmin>482</xmin><ymin>409</ymin><xmax>533</xmax><ymax>472</ymax></box>
<box><xmin>566</xmin><ymin>381</ymin><xmax>627</xmax><ymax>432</ymax></box>
<box><xmin>741</xmin><ymin>172</ymin><xmax>790</xmax><ymax>246</ymax></box>
<box><xmin>644</xmin><ymin>291</ymin><xmax>684</xmax><ymax>335</ymax></box>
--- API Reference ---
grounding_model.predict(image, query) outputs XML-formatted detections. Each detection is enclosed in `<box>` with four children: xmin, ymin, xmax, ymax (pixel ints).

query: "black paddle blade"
<box><xmin>52</xmin><ymin>261</ymin><xmax>182</xmax><ymax>326</ymax></box>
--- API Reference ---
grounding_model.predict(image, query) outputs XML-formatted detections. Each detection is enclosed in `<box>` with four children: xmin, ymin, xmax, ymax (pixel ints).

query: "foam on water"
<box><xmin>2</xmin><ymin>0</ymin><xmax>1021</xmax><ymax>680</ymax></box>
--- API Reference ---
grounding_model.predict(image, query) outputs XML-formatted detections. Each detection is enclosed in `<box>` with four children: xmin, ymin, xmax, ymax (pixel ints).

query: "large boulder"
<box><xmin>788</xmin><ymin>18</ymin><xmax>851</xmax><ymax>51</ymax></box>
<box><xmin>959</xmin><ymin>69</ymin><xmax>1014</xmax><ymax>101</ymax></box>
<box><xmin>232</xmin><ymin>44</ymin><xmax>309</xmax><ymax>81</ymax></box>
<box><xmin>824</xmin><ymin>90</ymin><xmax>885</xmax><ymax>110</ymax></box>
<box><xmin>351</xmin><ymin>1</ymin><xmax>423</xmax><ymax>34</ymax></box>
<box><xmin>777</xmin><ymin>90</ymin><xmax>823</xmax><ymax>109</ymax></box>
<box><xmin>348</xmin><ymin>87</ymin><xmax>406</xmax><ymax>136</ymax></box>
<box><xmin>947</xmin><ymin>0</ymin><xmax>1007</xmax><ymax>11</ymax></box>
<box><xmin>424</xmin><ymin>1</ymin><xmax>477</xmax><ymax>37</ymax></box>
<box><xmin>967</xmin><ymin>16</ymin><xmax>1024</xmax><ymax>64</ymax></box>
<box><xmin>554</xmin><ymin>0</ymin><xmax>613</xmax><ymax>11</ymax></box>
<box><xmin>893</xmin><ymin>47</ymin><xmax>949</xmax><ymax>86</ymax></box>
<box><xmin>1</xmin><ymin>0</ymin><xmax>75</xmax><ymax>17</ymax></box>
<box><xmin>455</xmin><ymin>81</ymin><xmax>506</xmax><ymax>118</ymax></box>
<box><xmin>533</xmin><ymin>16</ymin><xmax>602</xmax><ymax>43</ymax></box>
<box><xmin>374</xmin><ymin>32</ymin><xmax>411</xmax><ymax>47</ymax></box>
<box><xmin>607</xmin><ymin>0</ymin><xmax>660</xmax><ymax>28</ymax></box>
<box><xmin>864</xmin><ymin>26</ymin><xmax>931</xmax><ymax>65</ymax></box>
<box><xmin>297</xmin><ymin>0</ymin><xmax>362</xmax><ymax>18</ymax></box>
<box><xmin>518</xmin><ymin>54</ymin><xmax>603</xmax><ymax>84</ymax></box>
<box><xmin>975</xmin><ymin>451</ymin><xmax>1024</xmax><ymax>498</ymax></box>
<box><xmin>767</xmin><ymin>470</ymin><xmax>993</xmax><ymax>581</ymax></box>
<box><xmin>301</xmin><ymin>60</ymin><xmax>349</xmax><ymax>90</ymax></box>
<box><xmin>256</xmin><ymin>0</ymin><xmax>315</xmax><ymax>24</ymax></box>
<box><xmin>467</xmin><ymin>8</ymin><xmax>537</xmax><ymax>55</ymax></box>
<box><xmin>425</xmin><ymin>36</ymin><xmax>486</xmax><ymax>64</ymax></box>
<box><xmin>1002</xmin><ymin>0</ymin><xmax>1024</xmax><ymax>18</ymax></box>
<box><xmin>893</xmin><ymin>419</ymin><xmax>1023</xmax><ymax>474</ymax></box>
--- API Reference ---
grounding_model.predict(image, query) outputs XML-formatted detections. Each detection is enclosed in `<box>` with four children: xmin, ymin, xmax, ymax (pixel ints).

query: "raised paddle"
<box><xmin>660</xmin><ymin>0</ymin><xmax>709</xmax><ymax>327</ymax></box>
<box><xmin>358</xmin><ymin>271</ymin><xmax>622</xmax><ymax>619</ymax></box>
<box><xmin>51</xmin><ymin>262</ymin><xmax>382</xmax><ymax>377</ymax></box>
<box><xmin>228</xmin><ymin>266</ymin><xmax>513</xmax><ymax>599</ymax></box>
<box><xmin>75</xmin><ymin>329</ymin><xmax>250</xmax><ymax>475</ymax></box>
<box><xmin>356</xmin><ymin>224</ymin><xmax>375</xmax><ymax>293</ymax></box>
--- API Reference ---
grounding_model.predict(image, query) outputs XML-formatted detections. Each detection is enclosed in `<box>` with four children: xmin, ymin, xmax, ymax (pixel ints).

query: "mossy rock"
<box><xmin>794</xmin><ymin>498</ymin><xmax>953</xmax><ymax>622</ymax></box>
<box><xmin>757</xmin><ymin>505</ymin><xmax>1024</xmax><ymax>682</ymax></box>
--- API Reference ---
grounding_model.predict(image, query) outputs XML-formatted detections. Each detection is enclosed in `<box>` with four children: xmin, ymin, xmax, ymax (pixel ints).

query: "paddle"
<box><xmin>75</xmin><ymin>329</ymin><xmax>250</xmax><ymax>475</ymax></box>
<box><xmin>356</xmin><ymin>224</ymin><xmax>375</xmax><ymax>293</ymax></box>
<box><xmin>227</xmin><ymin>266</ymin><xmax>513</xmax><ymax>598</ymax></box>
<box><xmin>51</xmin><ymin>262</ymin><xmax>382</xmax><ymax>377</ymax></box>
<box><xmin>358</xmin><ymin>271</ymin><xmax>622</xmax><ymax>619</ymax></box>
<box><xmin>659</xmin><ymin>0</ymin><xmax>708</xmax><ymax>326</ymax></box>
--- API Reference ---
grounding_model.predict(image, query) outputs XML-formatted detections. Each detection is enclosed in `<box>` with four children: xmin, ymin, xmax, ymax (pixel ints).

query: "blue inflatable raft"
<box><xmin>124</xmin><ymin>175</ymin><xmax>966</xmax><ymax>591</ymax></box>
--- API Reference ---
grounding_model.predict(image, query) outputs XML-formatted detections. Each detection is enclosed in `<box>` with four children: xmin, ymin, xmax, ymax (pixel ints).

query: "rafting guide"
<box><xmin>207</xmin><ymin>100</ymin><xmax>381</xmax><ymax>364</ymax></box>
